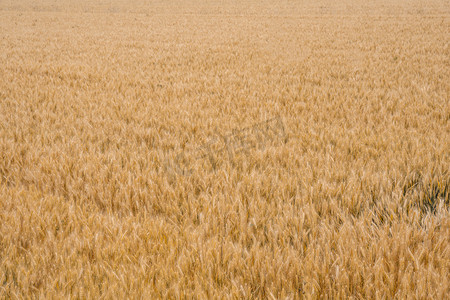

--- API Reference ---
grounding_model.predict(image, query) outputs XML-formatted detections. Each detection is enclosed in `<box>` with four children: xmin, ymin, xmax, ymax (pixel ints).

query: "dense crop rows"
<box><xmin>1</xmin><ymin>1</ymin><xmax>449</xmax><ymax>298</ymax></box>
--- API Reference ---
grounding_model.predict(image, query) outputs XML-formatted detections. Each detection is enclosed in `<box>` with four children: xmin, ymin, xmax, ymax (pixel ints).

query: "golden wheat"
<box><xmin>0</xmin><ymin>0</ymin><xmax>449</xmax><ymax>298</ymax></box>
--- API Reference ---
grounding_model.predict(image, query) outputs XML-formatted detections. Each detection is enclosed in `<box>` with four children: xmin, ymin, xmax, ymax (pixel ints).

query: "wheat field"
<box><xmin>1</xmin><ymin>0</ymin><xmax>449</xmax><ymax>298</ymax></box>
